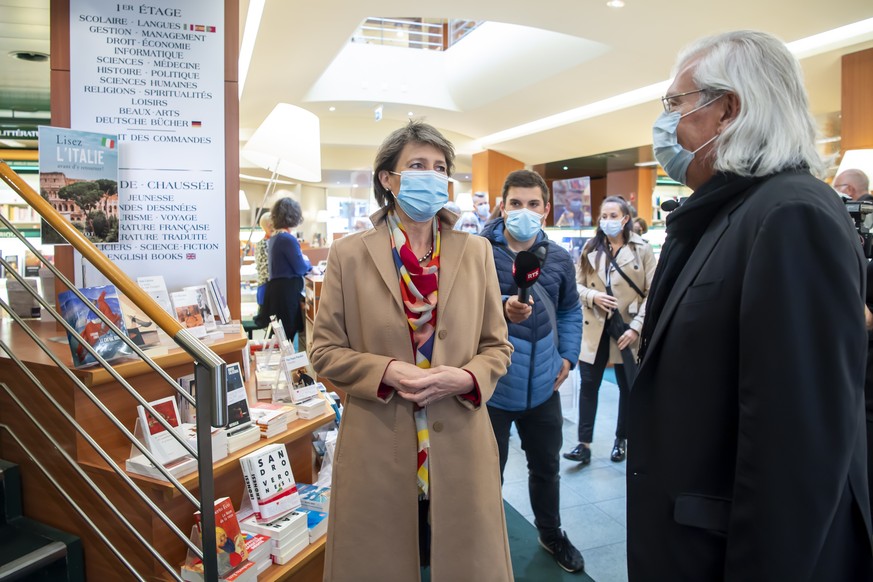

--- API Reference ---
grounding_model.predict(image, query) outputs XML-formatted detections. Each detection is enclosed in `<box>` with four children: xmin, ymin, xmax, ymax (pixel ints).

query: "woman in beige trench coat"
<box><xmin>564</xmin><ymin>196</ymin><xmax>656</xmax><ymax>466</ymax></box>
<box><xmin>310</xmin><ymin>121</ymin><xmax>514</xmax><ymax>582</ymax></box>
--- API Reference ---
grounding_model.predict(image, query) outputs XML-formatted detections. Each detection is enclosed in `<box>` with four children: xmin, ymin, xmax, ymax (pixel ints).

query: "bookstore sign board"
<box><xmin>68</xmin><ymin>0</ymin><xmax>226</xmax><ymax>292</ymax></box>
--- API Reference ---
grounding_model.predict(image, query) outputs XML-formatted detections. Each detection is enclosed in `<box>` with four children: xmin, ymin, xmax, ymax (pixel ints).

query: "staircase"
<box><xmin>0</xmin><ymin>460</ymin><xmax>83</xmax><ymax>581</ymax></box>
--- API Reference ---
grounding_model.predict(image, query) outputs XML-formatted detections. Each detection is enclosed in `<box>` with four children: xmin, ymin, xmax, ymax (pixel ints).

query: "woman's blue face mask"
<box><xmin>390</xmin><ymin>170</ymin><xmax>449</xmax><ymax>222</ymax></box>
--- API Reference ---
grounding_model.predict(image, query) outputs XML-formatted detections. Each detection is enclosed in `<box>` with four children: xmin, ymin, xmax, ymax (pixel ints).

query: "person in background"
<box><xmin>632</xmin><ymin>217</ymin><xmax>648</xmax><ymax>236</ymax></box>
<box><xmin>834</xmin><ymin>168</ymin><xmax>872</xmax><ymax>201</ymax></box>
<box><xmin>257</xmin><ymin>197</ymin><xmax>311</xmax><ymax>341</ymax></box>
<box><xmin>310</xmin><ymin>120</ymin><xmax>514</xmax><ymax>582</ymax></box>
<box><xmin>628</xmin><ymin>30</ymin><xmax>873</xmax><ymax>581</ymax></box>
<box><xmin>481</xmin><ymin>169</ymin><xmax>585</xmax><ymax>574</ymax></box>
<box><xmin>443</xmin><ymin>200</ymin><xmax>462</xmax><ymax>216</ymax></box>
<box><xmin>255</xmin><ymin>211</ymin><xmax>273</xmax><ymax>307</ymax></box>
<box><xmin>455</xmin><ymin>211</ymin><xmax>480</xmax><ymax>234</ymax></box>
<box><xmin>473</xmin><ymin>192</ymin><xmax>491</xmax><ymax>231</ymax></box>
<box><xmin>564</xmin><ymin>196</ymin><xmax>656</xmax><ymax>466</ymax></box>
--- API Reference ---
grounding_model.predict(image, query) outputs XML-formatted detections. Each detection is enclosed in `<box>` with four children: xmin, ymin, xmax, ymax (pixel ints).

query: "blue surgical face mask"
<box><xmin>390</xmin><ymin>170</ymin><xmax>449</xmax><ymax>222</ymax></box>
<box><xmin>652</xmin><ymin>93</ymin><xmax>723</xmax><ymax>185</ymax></box>
<box><xmin>476</xmin><ymin>203</ymin><xmax>490</xmax><ymax>219</ymax></box>
<box><xmin>599</xmin><ymin>218</ymin><xmax>624</xmax><ymax>238</ymax></box>
<box><xmin>569</xmin><ymin>199</ymin><xmax>583</xmax><ymax>212</ymax></box>
<box><xmin>504</xmin><ymin>208</ymin><xmax>543</xmax><ymax>242</ymax></box>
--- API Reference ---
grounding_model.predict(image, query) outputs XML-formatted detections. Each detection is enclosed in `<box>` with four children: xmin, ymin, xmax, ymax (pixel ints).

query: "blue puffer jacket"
<box><xmin>481</xmin><ymin>219</ymin><xmax>582</xmax><ymax>411</ymax></box>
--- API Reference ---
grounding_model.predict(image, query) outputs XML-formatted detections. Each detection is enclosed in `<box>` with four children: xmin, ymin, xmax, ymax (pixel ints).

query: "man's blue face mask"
<box><xmin>652</xmin><ymin>93</ymin><xmax>723</xmax><ymax>185</ymax></box>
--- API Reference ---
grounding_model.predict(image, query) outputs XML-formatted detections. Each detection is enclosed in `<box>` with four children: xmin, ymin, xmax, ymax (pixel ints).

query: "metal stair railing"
<box><xmin>0</xmin><ymin>160</ymin><xmax>228</xmax><ymax>581</ymax></box>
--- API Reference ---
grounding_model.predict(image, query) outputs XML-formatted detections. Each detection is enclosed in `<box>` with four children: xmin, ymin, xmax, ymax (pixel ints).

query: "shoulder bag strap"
<box><xmin>608</xmin><ymin>251</ymin><xmax>645</xmax><ymax>299</ymax></box>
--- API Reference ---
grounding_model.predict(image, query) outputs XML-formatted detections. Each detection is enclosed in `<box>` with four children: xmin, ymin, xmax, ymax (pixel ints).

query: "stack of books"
<box><xmin>239</xmin><ymin>443</ymin><xmax>302</xmax><ymax>522</ymax></box>
<box><xmin>303</xmin><ymin>509</ymin><xmax>328</xmax><ymax>543</ymax></box>
<box><xmin>240</xmin><ymin>511</ymin><xmax>309</xmax><ymax>565</ymax></box>
<box><xmin>249</xmin><ymin>402</ymin><xmax>296</xmax><ymax>438</ymax></box>
<box><xmin>125</xmin><ymin>454</ymin><xmax>197</xmax><ymax>481</ymax></box>
<box><xmin>180</xmin><ymin>561</ymin><xmax>256</xmax><ymax>582</ymax></box>
<box><xmin>240</xmin><ymin>531</ymin><xmax>272</xmax><ymax>575</ymax></box>
<box><xmin>227</xmin><ymin>425</ymin><xmax>261</xmax><ymax>453</ymax></box>
<box><xmin>296</xmin><ymin>483</ymin><xmax>331</xmax><ymax>513</ymax></box>
<box><xmin>178</xmin><ymin>423</ymin><xmax>228</xmax><ymax>463</ymax></box>
<box><xmin>296</xmin><ymin>394</ymin><xmax>329</xmax><ymax>420</ymax></box>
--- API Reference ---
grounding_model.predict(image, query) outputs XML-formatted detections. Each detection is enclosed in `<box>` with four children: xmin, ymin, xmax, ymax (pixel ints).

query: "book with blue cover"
<box><xmin>58</xmin><ymin>284</ymin><xmax>133</xmax><ymax>367</ymax></box>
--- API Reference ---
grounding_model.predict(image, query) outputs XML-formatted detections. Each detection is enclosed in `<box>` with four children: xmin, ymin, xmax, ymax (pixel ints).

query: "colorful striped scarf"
<box><xmin>387</xmin><ymin>212</ymin><xmax>440</xmax><ymax>499</ymax></box>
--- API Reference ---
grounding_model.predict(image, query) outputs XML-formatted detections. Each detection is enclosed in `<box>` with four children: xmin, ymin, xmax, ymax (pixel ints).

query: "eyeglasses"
<box><xmin>660</xmin><ymin>89</ymin><xmax>706</xmax><ymax>113</ymax></box>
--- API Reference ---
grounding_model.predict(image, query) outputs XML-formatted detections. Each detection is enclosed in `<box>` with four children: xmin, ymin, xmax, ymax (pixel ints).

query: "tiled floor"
<box><xmin>503</xmin><ymin>370</ymin><xmax>628</xmax><ymax>582</ymax></box>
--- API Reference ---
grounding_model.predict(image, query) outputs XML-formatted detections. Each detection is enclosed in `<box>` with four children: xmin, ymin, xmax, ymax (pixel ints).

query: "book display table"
<box><xmin>0</xmin><ymin>320</ymin><xmax>333</xmax><ymax>581</ymax></box>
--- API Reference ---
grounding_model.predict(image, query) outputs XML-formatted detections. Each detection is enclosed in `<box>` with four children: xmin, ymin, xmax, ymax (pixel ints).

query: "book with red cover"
<box><xmin>193</xmin><ymin>497</ymin><xmax>250</xmax><ymax>575</ymax></box>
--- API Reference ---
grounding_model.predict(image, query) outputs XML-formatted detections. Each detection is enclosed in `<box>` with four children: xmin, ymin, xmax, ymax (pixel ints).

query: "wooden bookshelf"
<box><xmin>0</xmin><ymin>319</ymin><xmax>332</xmax><ymax>581</ymax></box>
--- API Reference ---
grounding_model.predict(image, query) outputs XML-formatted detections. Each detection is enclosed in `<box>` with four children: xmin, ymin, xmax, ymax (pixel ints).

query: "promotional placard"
<box><xmin>68</xmin><ymin>0</ymin><xmax>226</xmax><ymax>292</ymax></box>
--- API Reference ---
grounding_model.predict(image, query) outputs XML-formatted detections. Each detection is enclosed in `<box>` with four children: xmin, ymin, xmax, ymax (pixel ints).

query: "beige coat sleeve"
<box><xmin>308</xmin><ymin>240</ymin><xmax>395</xmax><ymax>402</ymax></box>
<box><xmin>628</xmin><ymin>243</ymin><xmax>658</xmax><ymax>333</ymax></box>
<box><xmin>456</xmin><ymin>242</ymin><xmax>512</xmax><ymax>409</ymax></box>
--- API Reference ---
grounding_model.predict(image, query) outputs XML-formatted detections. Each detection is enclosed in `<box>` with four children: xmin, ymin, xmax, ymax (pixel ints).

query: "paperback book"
<box><xmin>117</xmin><ymin>291</ymin><xmax>161</xmax><ymax>349</ymax></box>
<box><xmin>136</xmin><ymin>395</ymin><xmax>189</xmax><ymax>464</ymax></box>
<box><xmin>170</xmin><ymin>289</ymin><xmax>207</xmax><ymax>338</ymax></box>
<box><xmin>136</xmin><ymin>275</ymin><xmax>173</xmax><ymax>314</ymax></box>
<box><xmin>192</xmin><ymin>497</ymin><xmax>250</xmax><ymax>576</ymax></box>
<box><xmin>207</xmin><ymin>277</ymin><xmax>232</xmax><ymax>324</ymax></box>
<box><xmin>239</xmin><ymin>443</ymin><xmax>301</xmax><ymax>521</ymax></box>
<box><xmin>184</xmin><ymin>284</ymin><xmax>218</xmax><ymax>331</ymax></box>
<box><xmin>225</xmin><ymin>363</ymin><xmax>252</xmax><ymax>432</ymax></box>
<box><xmin>58</xmin><ymin>284</ymin><xmax>133</xmax><ymax>367</ymax></box>
<box><xmin>239</xmin><ymin>509</ymin><xmax>307</xmax><ymax>542</ymax></box>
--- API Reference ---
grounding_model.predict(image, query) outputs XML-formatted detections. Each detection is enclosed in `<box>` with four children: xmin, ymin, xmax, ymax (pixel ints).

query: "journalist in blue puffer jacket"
<box><xmin>479</xmin><ymin>169</ymin><xmax>585</xmax><ymax>571</ymax></box>
<box><xmin>480</xmin><ymin>219</ymin><xmax>582</xmax><ymax>412</ymax></box>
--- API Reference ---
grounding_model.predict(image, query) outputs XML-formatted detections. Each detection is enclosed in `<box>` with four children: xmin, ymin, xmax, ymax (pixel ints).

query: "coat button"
<box><xmin>584</xmin><ymin>320</ymin><xmax>589</xmax><ymax>325</ymax></box>
<box><xmin>634</xmin><ymin>265</ymin><xmax>639</xmax><ymax>270</ymax></box>
<box><xmin>438</xmin><ymin>330</ymin><xmax>447</xmax><ymax>340</ymax></box>
<box><xmin>432</xmin><ymin>421</ymin><xmax>444</xmax><ymax>432</ymax></box>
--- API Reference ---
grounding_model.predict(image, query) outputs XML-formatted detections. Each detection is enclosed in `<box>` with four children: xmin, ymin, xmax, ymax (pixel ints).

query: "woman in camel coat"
<box><xmin>310</xmin><ymin>121</ymin><xmax>513</xmax><ymax>582</ymax></box>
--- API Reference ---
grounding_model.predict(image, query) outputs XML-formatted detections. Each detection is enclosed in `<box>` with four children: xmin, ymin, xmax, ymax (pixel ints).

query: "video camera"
<box><xmin>844</xmin><ymin>199</ymin><xmax>873</xmax><ymax>258</ymax></box>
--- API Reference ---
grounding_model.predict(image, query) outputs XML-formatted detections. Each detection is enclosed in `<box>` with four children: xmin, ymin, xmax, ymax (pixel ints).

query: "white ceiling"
<box><xmin>237</xmin><ymin>0</ymin><xmax>873</xmax><ymax>183</ymax></box>
<box><xmin>1</xmin><ymin>0</ymin><xmax>872</xmax><ymax>185</ymax></box>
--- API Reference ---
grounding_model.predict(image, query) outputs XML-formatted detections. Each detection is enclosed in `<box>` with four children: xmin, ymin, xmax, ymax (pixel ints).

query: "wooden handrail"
<box><xmin>0</xmin><ymin>160</ymin><xmax>183</xmax><ymax>337</ymax></box>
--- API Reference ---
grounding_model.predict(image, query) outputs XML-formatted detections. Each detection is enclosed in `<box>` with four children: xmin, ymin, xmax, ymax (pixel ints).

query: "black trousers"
<box><xmin>488</xmin><ymin>391</ymin><xmax>563</xmax><ymax>535</ymax></box>
<box><xmin>577</xmin><ymin>324</ymin><xmax>631</xmax><ymax>443</ymax></box>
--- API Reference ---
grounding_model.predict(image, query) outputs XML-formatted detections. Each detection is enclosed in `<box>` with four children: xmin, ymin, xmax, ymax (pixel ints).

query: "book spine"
<box><xmin>240</xmin><ymin>456</ymin><xmax>261</xmax><ymax>519</ymax></box>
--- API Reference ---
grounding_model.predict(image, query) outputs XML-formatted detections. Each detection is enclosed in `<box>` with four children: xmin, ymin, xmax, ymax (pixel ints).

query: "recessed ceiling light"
<box><xmin>563</xmin><ymin>166</ymin><xmax>569</xmax><ymax>170</ymax></box>
<box><xmin>329</xmin><ymin>106</ymin><xmax>336</xmax><ymax>112</ymax></box>
<box><xmin>9</xmin><ymin>51</ymin><xmax>49</xmax><ymax>63</ymax></box>
<box><xmin>407</xmin><ymin>111</ymin><xmax>414</xmax><ymax>116</ymax></box>
<box><xmin>606</xmin><ymin>0</ymin><xmax>625</xmax><ymax>7</ymax></box>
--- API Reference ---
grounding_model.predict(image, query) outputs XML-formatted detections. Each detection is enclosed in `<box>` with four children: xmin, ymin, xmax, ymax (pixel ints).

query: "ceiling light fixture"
<box><xmin>408</xmin><ymin>111</ymin><xmax>414</xmax><ymax>116</ymax></box>
<box><xmin>467</xmin><ymin>17</ymin><xmax>873</xmax><ymax>151</ymax></box>
<box><xmin>606</xmin><ymin>0</ymin><xmax>625</xmax><ymax>7</ymax></box>
<box><xmin>238</xmin><ymin>0</ymin><xmax>266</xmax><ymax>99</ymax></box>
<box><xmin>563</xmin><ymin>166</ymin><xmax>569</xmax><ymax>170</ymax></box>
<box><xmin>239</xmin><ymin>173</ymin><xmax>296</xmax><ymax>185</ymax></box>
<box><xmin>9</xmin><ymin>51</ymin><xmax>49</xmax><ymax>63</ymax></box>
<box><xmin>329</xmin><ymin>106</ymin><xmax>336</xmax><ymax>112</ymax></box>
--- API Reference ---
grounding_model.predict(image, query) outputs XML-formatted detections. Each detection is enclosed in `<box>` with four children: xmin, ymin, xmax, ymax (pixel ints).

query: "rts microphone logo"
<box><xmin>527</xmin><ymin>268</ymin><xmax>540</xmax><ymax>282</ymax></box>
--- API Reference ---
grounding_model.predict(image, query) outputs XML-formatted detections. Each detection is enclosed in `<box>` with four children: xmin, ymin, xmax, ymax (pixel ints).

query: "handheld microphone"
<box><xmin>512</xmin><ymin>251</ymin><xmax>541</xmax><ymax>304</ymax></box>
<box><xmin>660</xmin><ymin>199</ymin><xmax>682</xmax><ymax>212</ymax></box>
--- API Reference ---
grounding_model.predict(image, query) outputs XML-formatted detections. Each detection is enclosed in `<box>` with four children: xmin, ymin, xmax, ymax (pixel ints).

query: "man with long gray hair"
<box><xmin>628</xmin><ymin>30</ymin><xmax>873</xmax><ymax>580</ymax></box>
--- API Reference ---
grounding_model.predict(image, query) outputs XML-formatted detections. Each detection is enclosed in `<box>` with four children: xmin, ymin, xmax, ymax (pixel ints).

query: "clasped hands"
<box><xmin>383</xmin><ymin>360</ymin><xmax>473</xmax><ymax>407</ymax></box>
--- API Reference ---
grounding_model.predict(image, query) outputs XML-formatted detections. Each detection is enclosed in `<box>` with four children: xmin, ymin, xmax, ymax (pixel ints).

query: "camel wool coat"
<box><xmin>577</xmin><ymin>232</ymin><xmax>656</xmax><ymax>364</ymax></box>
<box><xmin>310</xmin><ymin>208</ymin><xmax>514</xmax><ymax>582</ymax></box>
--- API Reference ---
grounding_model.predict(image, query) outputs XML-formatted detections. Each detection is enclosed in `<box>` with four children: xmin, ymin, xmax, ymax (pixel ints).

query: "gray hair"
<box><xmin>675</xmin><ymin>30</ymin><xmax>823</xmax><ymax>177</ymax></box>
<box><xmin>372</xmin><ymin>120</ymin><xmax>455</xmax><ymax>212</ymax></box>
